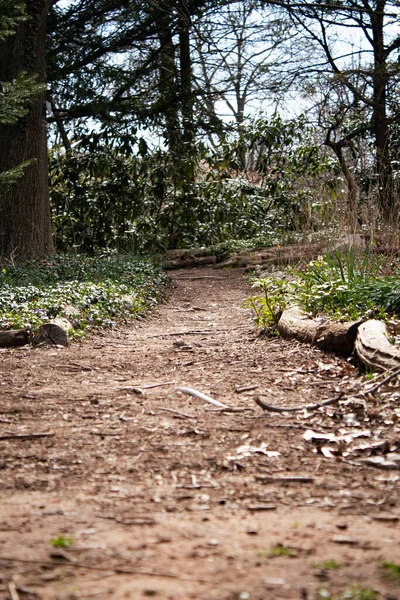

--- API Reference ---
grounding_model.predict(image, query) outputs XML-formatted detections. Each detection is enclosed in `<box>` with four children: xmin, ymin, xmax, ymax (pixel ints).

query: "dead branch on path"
<box><xmin>0</xmin><ymin>556</ymin><xmax>212</xmax><ymax>583</ymax></box>
<box><xmin>8</xmin><ymin>582</ymin><xmax>20</xmax><ymax>600</ymax></box>
<box><xmin>362</xmin><ymin>366</ymin><xmax>400</xmax><ymax>395</ymax></box>
<box><xmin>0</xmin><ymin>432</ymin><xmax>54</xmax><ymax>441</ymax></box>
<box><xmin>149</xmin><ymin>330</ymin><xmax>226</xmax><ymax>337</ymax></box>
<box><xmin>254</xmin><ymin>393</ymin><xmax>344</xmax><ymax>413</ymax></box>
<box><xmin>177</xmin><ymin>387</ymin><xmax>229</xmax><ymax>408</ymax></box>
<box><xmin>235</xmin><ymin>384</ymin><xmax>259</xmax><ymax>393</ymax></box>
<box><xmin>158</xmin><ymin>407</ymin><xmax>196</xmax><ymax>419</ymax></box>
<box><xmin>254</xmin><ymin>365</ymin><xmax>400</xmax><ymax>414</ymax></box>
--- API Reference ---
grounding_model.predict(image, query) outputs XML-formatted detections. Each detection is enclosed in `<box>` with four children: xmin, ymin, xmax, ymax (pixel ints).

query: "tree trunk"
<box><xmin>178</xmin><ymin>0</ymin><xmax>194</xmax><ymax>150</ymax></box>
<box><xmin>158</xmin><ymin>16</ymin><xmax>179</xmax><ymax>151</ymax></box>
<box><xmin>371</xmin><ymin>0</ymin><xmax>392</xmax><ymax>219</ymax></box>
<box><xmin>325</xmin><ymin>137</ymin><xmax>359</xmax><ymax>232</ymax></box>
<box><xmin>0</xmin><ymin>0</ymin><xmax>54</xmax><ymax>262</ymax></box>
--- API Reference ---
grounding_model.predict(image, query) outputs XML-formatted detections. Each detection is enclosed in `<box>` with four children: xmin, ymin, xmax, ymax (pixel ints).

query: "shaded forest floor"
<box><xmin>0</xmin><ymin>267</ymin><xmax>399</xmax><ymax>600</ymax></box>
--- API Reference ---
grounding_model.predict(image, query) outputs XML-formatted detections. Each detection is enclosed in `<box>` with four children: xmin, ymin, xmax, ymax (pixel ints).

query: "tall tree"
<box><xmin>0</xmin><ymin>0</ymin><xmax>54</xmax><ymax>262</ymax></box>
<box><xmin>193</xmin><ymin>1</ymin><xmax>296</xmax><ymax>141</ymax></box>
<box><xmin>261</xmin><ymin>0</ymin><xmax>400</xmax><ymax>220</ymax></box>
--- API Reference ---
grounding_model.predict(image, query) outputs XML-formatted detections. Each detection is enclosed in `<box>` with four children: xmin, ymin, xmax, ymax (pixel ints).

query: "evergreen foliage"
<box><xmin>0</xmin><ymin>1</ymin><xmax>44</xmax><ymax>192</ymax></box>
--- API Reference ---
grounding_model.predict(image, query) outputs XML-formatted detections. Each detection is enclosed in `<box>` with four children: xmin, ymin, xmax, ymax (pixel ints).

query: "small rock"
<box><xmin>246</xmin><ymin>526</ymin><xmax>258</xmax><ymax>535</ymax></box>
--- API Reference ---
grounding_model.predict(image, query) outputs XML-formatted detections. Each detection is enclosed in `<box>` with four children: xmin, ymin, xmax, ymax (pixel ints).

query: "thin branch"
<box><xmin>177</xmin><ymin>387</ymin><xmax>229</xmax><ymax>408</ymax></box>
<box><xmin>0</xmin><ymin>556</ymin><xmax>211</xmax><ymax>582</ymax></box>
<box><xmin>0</xmin><ymin>432</ymin><xmax>54</xmax><ymax>441</ymax></box>
<box><xmin>254</xmin><ymin>393</ymin><xmax>344</xmax><ymax>413</ymax></box>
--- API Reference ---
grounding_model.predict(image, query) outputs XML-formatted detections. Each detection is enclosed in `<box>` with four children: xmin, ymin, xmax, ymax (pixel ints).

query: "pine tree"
<box><xmin>0</xmin><ymin>0</ymin><xmax>54</xmax><ymax>261</ymax></box>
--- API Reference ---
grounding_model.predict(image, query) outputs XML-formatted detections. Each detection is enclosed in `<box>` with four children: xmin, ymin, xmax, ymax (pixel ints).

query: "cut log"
<box><xmin>0</xmin><ymin>329</ymin><xmax>30</xmax><ymax>347</ymax></box>
<box><xmin>164</xmin><ymin>255</ymin><xmax>217</xmax><ymax>270</ymax></box>
<box><xmin>355</xmin><ymin>320</ymin><xmax>400</xmax><ymax>372</ymax></box>
<box><xmin>31</xmin><ymin>322</ymin><xmax>69</xmax><ymax>347</ymax></box>
<box><xmin>278</xmin><ymin>306</ymin><xmax>360</xmax><ymax>356</ymax></box>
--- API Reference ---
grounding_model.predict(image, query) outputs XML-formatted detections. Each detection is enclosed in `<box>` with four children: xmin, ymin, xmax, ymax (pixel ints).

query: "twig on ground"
<box><xmin>177</xmin><ymin>387</ymin><xmax>229</xmax><ymax>408</ymax></box>
<box><xmin>140</xmin><ymin>381</ymin><xmax>175</xmax><ymax>389</ymax></box>
<box><xmin>0</xmin><ymin>556</ymin><xmax>212</xmax><ymax>583</ymax></box>
<box><xmin>235</xmin><ymin>384</ymin><xmax>259</xmax><ymax>393</ymax></box>
<box><xmin>149</xmin><ymin>330</ymin><xmax>225</xmax><ymax>338</ymax></box>
<box><xmin>254</xmin><ymin>393</ymin><xmax>344</xmax><ymax>413</ymax></box>
<box><xmin>0</xmin><ymin>432</ymin><xmax>54</xmax><ymax>441</ymax></box>
<box><xmin>254</xmin><ymin>367</ymin><xmax>400</xmax><ymax>415</ymax></box>
<box><xmin>158</xmin><ymin>407</ymin><xmax>196</xmax><ymax>419</ymax></box>
<box><xmin>206</xmin><ymin>407</ymin><xmax>254</xmax><ymax>413</ymax></box>
<box><xmin>174</xmin><ymin>276</ymin><xmax>226</xmax><ymax>280</ymax></box>
<box><xmin>8</xmin><ymin>582</ymin><xmax>19</xmax><ymax>600</ymax></box>
<box><xmin>363</xmin><ymin>367</ymin><xmax>400</xmax><ymax>395</ymax></box>
<box><xmin>90</xmin><ymin>431</ymin><xmax>120</xmax><ymax>437</ymax></box>
<box><xmin>255</xmin><ymin>475</ymin><xmax>314</xmax><ymax>483</ymax></box>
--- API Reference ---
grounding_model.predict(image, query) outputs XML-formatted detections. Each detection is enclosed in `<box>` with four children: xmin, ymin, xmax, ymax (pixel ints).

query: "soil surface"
<box><xmin>0</xmin><ymin>267</ymin><xmax>399</xmax><ymax>600</ymax></box>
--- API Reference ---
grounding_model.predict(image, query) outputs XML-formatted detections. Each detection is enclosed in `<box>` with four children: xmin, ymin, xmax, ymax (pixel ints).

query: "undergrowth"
<box><xmin>0</xmin><ymin>252</ymin><xmax>168</xmax><ymax>338</ymax></box>
<box><xmin>246</xmin><ymin>248</ymin><xmax>400</xmax><ymax>334</ymax></box>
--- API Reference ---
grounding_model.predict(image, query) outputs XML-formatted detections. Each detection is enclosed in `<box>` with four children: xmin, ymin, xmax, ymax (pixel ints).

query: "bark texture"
<box><xmin>278</xmin><ymin>306</ymin><xmax>360</xmax><ymax>356</ymax></box>
<box><xmin>0</xmin><ymin>0</ymin><xmax>54</xmax><ymax>262</ymax></box>
<box><xmin>355</xmin><ymin>320</ymin><xmax>400</xmax><ymax>372</ymax></box>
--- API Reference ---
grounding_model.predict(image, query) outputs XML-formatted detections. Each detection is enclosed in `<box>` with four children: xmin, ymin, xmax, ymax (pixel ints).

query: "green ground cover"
<box><xmin>0</xmin><ymin>253</ymin><xmax>168</xmax><ymax>338</ymax></box>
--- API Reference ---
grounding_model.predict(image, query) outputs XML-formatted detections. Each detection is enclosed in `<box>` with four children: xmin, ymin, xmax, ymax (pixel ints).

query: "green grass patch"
<box><xmin>313</xmin><ymin>559</ymin><xmax>342</xmax><ymax>570</ymax></box>
<box><xmin>257</xmin><ymin>544</ymin><xmax>296</xmax><ymax>558</ymax></box>
<box><xmin>380</xmin><ymin>561</ymin><xmax>400</xmax><ymax>582</ymax></box>
<box><xmin>246</xmin><ymin>248</ymin><xmax>400</xmax><ymax>332</ymax></box>
<box><xmin>50</xmin><ymin>535</ymin><xmax>74</xmax><ymax>548</ymax></box>
<box><xmin>0</xmin><ymin>252</ymin><xmax>169</xmax><ymax>338</ymax></box>
<box><xmin>317</xmin><ymin>588</ymin><xmax>378</xmax><ymax>600</ymax></box>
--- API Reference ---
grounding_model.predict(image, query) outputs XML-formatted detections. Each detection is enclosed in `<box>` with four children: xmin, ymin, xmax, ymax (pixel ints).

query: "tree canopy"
<box><xmin>0</xmin><ymin>0</ymin><xmax>399</xmax><ymax>261</ymax></box>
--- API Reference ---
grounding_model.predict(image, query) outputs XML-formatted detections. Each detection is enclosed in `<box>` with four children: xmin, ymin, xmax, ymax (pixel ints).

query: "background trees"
<box><xmin>0</xmin><ymin>0</ymin><xmax>399</xmax><ymax>262</ymax></box>
<box><xmin>261</xmin><ymin>0</ymin><xmax>400</xmax><ymax>221</ymax></box>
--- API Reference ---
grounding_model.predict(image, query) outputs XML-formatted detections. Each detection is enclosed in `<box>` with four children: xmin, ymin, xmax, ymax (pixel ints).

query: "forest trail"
<box><xmin>0</xmin><ymin>267</ymin><xmax>399</xmax><ymax>600</ymax></box>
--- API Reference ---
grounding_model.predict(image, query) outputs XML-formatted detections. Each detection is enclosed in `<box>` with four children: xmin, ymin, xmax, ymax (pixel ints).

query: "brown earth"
<box><xmin>0</xmin><ymin>267</ymin><xmax>399</xmax><ymax>600</ymax></box>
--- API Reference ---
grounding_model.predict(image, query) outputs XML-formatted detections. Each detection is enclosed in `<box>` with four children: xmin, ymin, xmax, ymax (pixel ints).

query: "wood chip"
<box><xmin>247</xmin><ymin>504</ymin><xmax>277</xmax><ymax>511</ymax></box>
<box><xmin>372</xmin><ymin>514</ymin><xmax>399</xmax><ymax>522</ymax></box>
<box><xmin>255</xmin><ymin>476</ymin><xmax>314</xmax><ymax>484</ymax></box>
<box><xmin>331</xmin><ymin>536</ymin><xmax>358</xmax><ymax>545</ymax></box>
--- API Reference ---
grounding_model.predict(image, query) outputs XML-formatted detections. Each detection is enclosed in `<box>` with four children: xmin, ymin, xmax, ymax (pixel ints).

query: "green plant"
<box><xmin>243</xmin><ymin>277</ymin><xmax>290</xmax><ymax>333</ymax></box>
<box><xmin>50</xmin><ymin>535</ymin><xmax>74</xmax><ymax>548</ymax></box>
<box><xmin>0</xmin><ymin>253</ymin><xmax>168</xmax><ymax>336</ymax></box>
<box><xmin>246</xmin><ymin>248</ymin><xmax>400</xmax><ymax>329</ymax></box>
<box><xmin>316</xmin><ymin>588</ymin><xmax>378</xmax><ymax>600</ymax></box>
<box><xmin>261</xmin><ymin>544</ymin><xmax>296</xmax><ymax>558</ymax></box>
<box><xmin>380</xmin><ymin>561</ymin><xmax>400</xmax><ymax>582</ymax></box>
<box><xmin>313</xmin><ymin>559</ymin><xmax>342</xmax><ymax>570</ymax></box>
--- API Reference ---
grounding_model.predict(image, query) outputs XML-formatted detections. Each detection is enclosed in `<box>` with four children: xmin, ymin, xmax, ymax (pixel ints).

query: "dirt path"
<box><xmin>0</xmin><ymin>268</ymin><xmax>399</xmax><ymax>600</ymax></box>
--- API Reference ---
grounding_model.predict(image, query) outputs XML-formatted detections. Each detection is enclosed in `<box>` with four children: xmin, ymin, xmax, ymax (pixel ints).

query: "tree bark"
<box><xmin>325</xmin><ymin>136</ymin><xmax>359</xmax><ymax>232</ymax></box>
<box><xmin>278</xmin><ymin>306</ymin><xmax>360</xmax><ymax>356</ymax></box>
<box><xmin>355</xmin><ymin>320</ymin><xmax>400</xmax><ymax>372</ymax></box>
<box><xmin>178</xmin><ymin>0</ymin><xmax>194</xmax><ymax>149</ymax></box>
<box><xmin>0</xmin><ymin>0</ymin><xmax>54</xmax><ymax>262</ymax></box>
<box><xmin>371</xmin><ymin>0</ymin><xmax>392</xmax><ymax>219</ymax></box>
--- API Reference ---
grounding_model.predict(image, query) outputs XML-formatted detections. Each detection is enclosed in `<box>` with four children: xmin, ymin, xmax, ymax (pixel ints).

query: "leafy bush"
<box><xmin>49</xmin><ymin>115</ymin><xmax>341</xmax><ymax>254</ymax></box>
<box><xmin>0</xmin><ymin>253</ymin><xmax>168</xmax><ymax>336</ymax></box>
